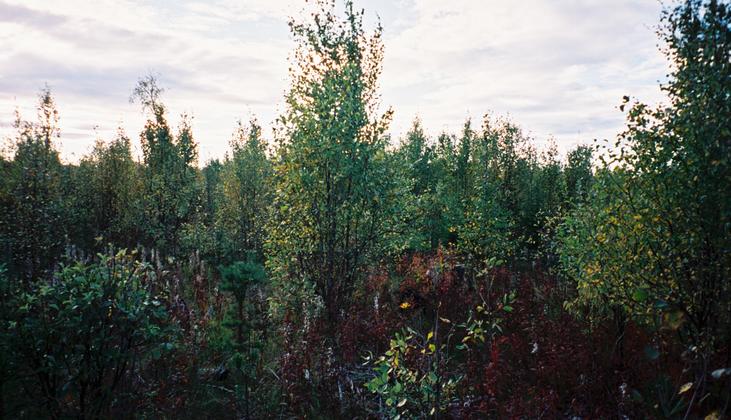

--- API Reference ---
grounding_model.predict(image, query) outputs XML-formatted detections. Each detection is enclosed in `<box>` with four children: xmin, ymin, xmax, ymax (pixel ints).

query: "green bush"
<box><xmin>4</xmin><ymin>250</ymin><xmax>169</xmax><ymax>418</ymax></box>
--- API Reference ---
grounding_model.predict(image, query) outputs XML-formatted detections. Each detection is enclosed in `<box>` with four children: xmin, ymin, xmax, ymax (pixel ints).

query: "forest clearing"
<box><xmin>0</xmin><ymin>0</ymin><xmax>729</xmax><ymax>418</ymax></box>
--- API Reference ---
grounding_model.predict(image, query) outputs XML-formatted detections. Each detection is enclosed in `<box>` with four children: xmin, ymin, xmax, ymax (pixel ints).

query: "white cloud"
<box><xmin>380</xmin><ymin>0</ymin><xmax>667</xmax><ymax>152</ymax></box>
<box><xmin>0</xmin><ymin>0</ymin><xmax>669</xmax><ymax>163</ymax></box>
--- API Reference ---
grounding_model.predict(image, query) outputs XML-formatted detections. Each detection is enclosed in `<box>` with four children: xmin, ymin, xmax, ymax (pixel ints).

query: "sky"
<box><xmin>0</xmin><ymin>0</ymin><xmax>668</xmax><ymax>164</ymax></box>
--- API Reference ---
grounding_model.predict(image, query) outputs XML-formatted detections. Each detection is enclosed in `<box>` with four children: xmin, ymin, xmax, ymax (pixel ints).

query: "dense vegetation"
<box><xmin>1</xmin><ymin>0</ymin><xmax>729</xmax><ymax>418</ymax></box>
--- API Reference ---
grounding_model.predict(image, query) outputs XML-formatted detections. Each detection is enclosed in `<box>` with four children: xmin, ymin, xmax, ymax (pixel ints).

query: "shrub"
<box><xmin>4</xmin><ymin>250</ymin><xmax>169</xmax><ymax>418</ymax></box>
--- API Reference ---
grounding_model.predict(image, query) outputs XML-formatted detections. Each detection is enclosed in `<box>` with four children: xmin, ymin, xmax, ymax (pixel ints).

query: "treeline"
<box><xmin>0</xmin><ymin>0</ymin><xmax>729</xmax><ymax>418</ymax></box>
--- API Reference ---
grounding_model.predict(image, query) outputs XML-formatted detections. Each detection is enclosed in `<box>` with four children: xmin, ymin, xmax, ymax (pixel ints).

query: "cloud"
<box><xmin>380</xmin><ymin>0</ymin><xmax>667</xmax><ymax>151</ymax></box>
<box><xmin>0</xmin><ymin>2</ymin><xmax>66</xmax><ymax>28</ymax></box>
<box><xmin>0</xmin><ymin>0</ymin><xmax>294</xmax><ymax>162</ymax></box>
<box><xmin>0</xmin><ymin>0</ymin><xmax>668</xmax><ymax>163</ymax></box>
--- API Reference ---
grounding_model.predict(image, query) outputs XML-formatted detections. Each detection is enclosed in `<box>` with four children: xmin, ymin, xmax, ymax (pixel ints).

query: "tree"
<box><xmin>3</xmin><ymin>251</ymin><xmax>169</xmax><ymax>418</ymax></box>
<box><xmin>202</xmin><ymin>159</ymin><xmax>223</xmax><ymax>228</ymax></box>
<box><xmin>564</xmin><ymin>145</ymin><xmax>593</xmax><ymax>204</ymax></box>
<box><xmin>217</xmin><ymin>119</ymin><xmax>272</xmax><ymax>262</ymax></box>
<box><xmin>1</xmin><ymin>89</ymin><xmax>65</xmax><ymax>281</ymax></box>
<box><xmin>522</xmin><ymin>141</ymin><xmax>566</xmax><ymax>255</ymax></box>
<box><xmin>394</xmin><ymin>118</ymin><xmax>439</xmax><ymax>250</ymax></box>
<box><xmin>458</xmin><ymin>115</ymin><xmax>519</xmax><ymax>268</ymax></box>
<box><xmin>132</xmin><ymin>76</ymin><xmax>201</xmax><ymax>254</ymax></box>
<box><xmin>558</xmin><ymin>0</ymin><xmax>730</xmax><ymax>413</ymax></box>
<box><xmin>219</xmin><ymin>254</ymin><xmax>268</xmax><ymax>419</ymax></box>
<box><xmin>267</xmin><ymin>0</ymin><xmax>394</xmax><ymax>330</ymax></box>
<box><xmin>68</xmin><ymin>130</ymin><xmax>141</xmax><ymax>251</ymax></box>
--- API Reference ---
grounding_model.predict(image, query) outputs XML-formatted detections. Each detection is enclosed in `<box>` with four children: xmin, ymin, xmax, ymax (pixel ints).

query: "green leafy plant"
<box><xmin>4</xmin><ymin>250</ymin><xmax>170</xmax><ymax>418</ymax></box>
<box><xmin>365</xmin><ymin>328</ymin><xmax>460</xmax><ymax>419</ymax></box>
<box><xmin>219</xmin><ymin>253</ymin><xmax>268</xmax><ymax>418</ymax></box>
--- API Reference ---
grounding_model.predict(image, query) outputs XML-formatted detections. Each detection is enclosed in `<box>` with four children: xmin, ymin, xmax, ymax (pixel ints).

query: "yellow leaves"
<box><xmin>399</xmin><ymin>301</ymin><xmax>411</xmax><ymax>309</ymax></box>
<box><xmin>585</xmin><ymin>262</ymin><xmax>601</xmax><ymax>277</ymax></box>
<box><xmin>663</xmin><ymin>310</ymin><xmax>685</xmax><ymax>330</ymax></box>
<box><xmin>596</xmin><ymin>232</ymin><xmax>607</xmax><ymax>244</ymax></box>
<box><xmin>426</xmin><ymin>331</ymin><xmax>433</xmax><ymax>341</ymax></box>
<box><xmin>678</xmin><ymin>382</ymin><xmax>693</xmax><ymax>395</ymax></box>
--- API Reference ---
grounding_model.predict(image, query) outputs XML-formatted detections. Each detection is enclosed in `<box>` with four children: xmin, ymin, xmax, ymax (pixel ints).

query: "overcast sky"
<box><xmin>0</xmin><ymin>0</ymin><xmax>668</xmax><ymax>163</ymax></box>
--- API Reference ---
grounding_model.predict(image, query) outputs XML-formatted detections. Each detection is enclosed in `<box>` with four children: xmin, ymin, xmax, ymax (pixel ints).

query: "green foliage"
<box><xmin>557</xmin><ymin>1</ymin><xmax>730</xmax><ymax>413</ymax></box>
<box><xmin>393</xmin><ymin>118</ymin><xmax>440</xmax><ymax>251</ymax></box>
<box><xmin>133</xmin><ymin>76</ymin><xmax>202</xmax><ymax>254</ymax></box>
<box><xmin>183</xmin><ymin>158</ymin><xmax>226</xmax><ymax>263</ymax></box>
<box><xmin>0</xmin><ymin>265</ymin><xmax>12</xmax><ymax>415</ymax></box>
<box><xmin>456</xmin><ymin>291</ymin><xmax>516</xmax><ymax>351</ymax></box>
<box><xmin>1</xmin><ymin>89</ymin><xmax>65</xmax><ymax>281</ymax></box>
<box><xmin>559</xmin><ymin>0</ymin><xmax>731</xmax><ymax>346</ymax></box>
<box><xmin>564</xmin><ymin>145</ymin><xmax>593</xmax><ymax>204</ymax></box>
<box><xmin>220</xmin><ymin>254</ymin><xmax>267</xmax><ymax>303</ymax></box>
<box><xmin>391</xmin><ymin>113</ymin><xmax>577</xmax><ymax>268</ymax></box>
<box><xmin>391</xmin><ymin>119</ymin><xmax>479</xmax><ymax>252</ymax></box>
<box><xmin>3</xmin><ymin>250</ymin><xmax>169</xmax><ymax>418</ymax></box>
<box><xmin>201</xmin><ymin>159</ymin><xmax>223</xmax><ymax>225</ymax></box>
<box><xmin>366</xmin><ymin>329</ymin><xmax>460</xmax><ymax>419</ymax></box>
<box><xmin>216</xmin><ymin>119</ymin><xmax>273</xmax><ymax>262</ymax></box>
<box><xmin>457</xmin><ymin>116</ymin><xmax>520</xmax><ymax>266</ymax></box>
<box><xmin>366</xmin><ymin>291</ymin><xmax>514</xmax><ymax>419</ymax></box>
<box><xmin>267</xmin><ymin>0</ymin><xmax>395</xmax><ymax>324</ymax></box>
<box><xmin>3</xmin><ymin>0</ymin><xmax>727</xmax><ymax>417</ymax></box>
<box><xmin>69</xmin><ymin>131</ymin><xmax>142</xmax><ymax>250</ymax></box>
<box><xmin>218</xmin><ymin>254</ymin><xmax>268</xmax><ymax>418</ymax></box>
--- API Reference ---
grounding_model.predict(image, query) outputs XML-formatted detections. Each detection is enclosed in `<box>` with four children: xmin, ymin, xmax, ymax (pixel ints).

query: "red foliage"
<box><xmin>455</xmin><ymin>270</ymin><xmax>667</xmax><ymax>418</ymax></box>
<box><xmin>271</xmin><ymin>250</ymin><xmax>697</xmax><ymax>417</ymax></box>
